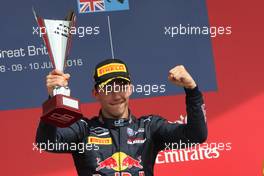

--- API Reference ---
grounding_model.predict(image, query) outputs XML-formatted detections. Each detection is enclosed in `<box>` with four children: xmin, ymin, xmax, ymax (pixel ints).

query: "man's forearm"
<box><xmin>35</xmin><ymin>118</ymin><xmax>88</xmax><ymax>153</ymax></box>
<box><xmin>36</xmin><ymin>120</ymin><xmax>58</xmax><ymax>143</ymax></box>
<box><xmin>184</xmin><ymin>86</ymin><xmax>208</xmax><ymax>143</ymax></box>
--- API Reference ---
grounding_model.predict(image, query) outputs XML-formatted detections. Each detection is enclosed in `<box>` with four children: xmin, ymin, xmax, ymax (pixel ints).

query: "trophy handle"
<box><xmin>65</xmin><ymin>10</ymin><xmax>75</xmax><ymax>21</ymax></box>
<box><xmin>64</xmin><ymin>10</ymin><xmax>76</xmax><ymax>70</ymax></box>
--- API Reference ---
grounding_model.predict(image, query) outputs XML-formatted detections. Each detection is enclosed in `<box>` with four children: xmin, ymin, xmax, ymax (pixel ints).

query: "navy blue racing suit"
<box><xmin>36</xmin><ymin>86</ymin><xmax>207</xmax><ymax>176</ymax></box>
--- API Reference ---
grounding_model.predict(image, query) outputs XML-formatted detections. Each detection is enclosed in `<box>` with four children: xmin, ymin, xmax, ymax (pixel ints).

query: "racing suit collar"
<box><xmin>98</xmin><ymin>109</ymin><xmax>136</xmax><ymax>128</ymax></box>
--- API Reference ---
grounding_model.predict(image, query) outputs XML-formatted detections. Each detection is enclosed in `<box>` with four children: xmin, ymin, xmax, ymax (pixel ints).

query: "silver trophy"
<box><xmin>33</xmin><ymin>8</ymin><xmax>82</xmax><ymax>127</ymax></box>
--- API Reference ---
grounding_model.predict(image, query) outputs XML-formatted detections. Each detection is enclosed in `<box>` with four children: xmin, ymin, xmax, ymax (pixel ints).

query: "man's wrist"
<box><xmin>184</xmin><ymin>86</ymin><xmax>201</xmax><ymax>97</ymax></box>
<box><xmin>184</xmin><ymin>81</ymin><xmax>197</xmax><ymax>89</ymax></box>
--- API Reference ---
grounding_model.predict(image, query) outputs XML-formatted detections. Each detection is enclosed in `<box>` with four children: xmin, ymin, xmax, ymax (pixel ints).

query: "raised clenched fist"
<box><xmin>168</xmin><ymin>65</ymin><xmax>197</xmax><ymax>89</ymax></box>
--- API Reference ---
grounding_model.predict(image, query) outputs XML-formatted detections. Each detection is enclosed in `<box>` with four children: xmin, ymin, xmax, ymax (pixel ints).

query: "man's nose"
<box><xmin>111</xmin><ymin>91</ymin><xmax>122</xmax><ymax>99</ymax></box>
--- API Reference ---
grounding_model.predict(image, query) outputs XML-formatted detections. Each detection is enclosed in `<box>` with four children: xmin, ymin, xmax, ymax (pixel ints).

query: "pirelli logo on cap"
<box><xmin>97</xmin><ymin>63</ymin><xmax>127</xmax><ymax>77</ymax></box>
<box><xmin>88</xmin><ymin>137</ymin><xmax>112</xmax><ymax>145</ymax></box>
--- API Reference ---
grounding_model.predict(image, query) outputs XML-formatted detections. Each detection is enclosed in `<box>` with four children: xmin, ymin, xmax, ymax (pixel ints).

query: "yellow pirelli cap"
<box><xmin>93</xmin><ymin>59</ymin><xmax>131</xmax><ymax>88</ymax></box>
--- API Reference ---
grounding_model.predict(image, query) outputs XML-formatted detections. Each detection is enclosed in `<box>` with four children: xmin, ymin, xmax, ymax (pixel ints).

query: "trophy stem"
<box><xmin>52</xmin><ymin>86</ymin><xmax>71</xmax><ymax>96</ymax></box>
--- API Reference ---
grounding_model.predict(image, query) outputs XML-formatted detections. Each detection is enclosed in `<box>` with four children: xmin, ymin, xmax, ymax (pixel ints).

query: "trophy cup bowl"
<box><xmin>33</xmin><ymin>9</ymin><xmax>83</xmax><ymax>127</ymax></box>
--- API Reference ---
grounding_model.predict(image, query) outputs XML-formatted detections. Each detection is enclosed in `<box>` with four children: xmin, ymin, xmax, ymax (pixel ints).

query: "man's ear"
<box><xmin>127</xmin><ymin>84</ymin><xmax>133</xmax><ymax>97</ymax></box>
<box><xmin>92</xmin><ymin>88</ymin><xmax>98</xmax><ymax>99</ymax></box>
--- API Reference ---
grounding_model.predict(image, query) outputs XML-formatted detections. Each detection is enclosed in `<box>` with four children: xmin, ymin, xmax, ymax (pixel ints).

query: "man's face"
<box><xmin>93</xmin><ymin>80</ymin><xmax>132</xmax><ymax>118</ymax></box>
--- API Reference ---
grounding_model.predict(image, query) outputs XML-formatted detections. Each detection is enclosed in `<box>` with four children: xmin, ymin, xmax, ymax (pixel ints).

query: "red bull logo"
<box><xmin>96</xmin><ymin>157</ymin><xmax>118</xmax><ymax>171</ymax></box>
<box><xmin>122</xmin><ymin>155</ymin><xmax>142</xmax><ymax>169</ymax></box>
<box><xmin>96</xmin><ymin>152</ymin><xmax>144</xmax><ymax>174</ymax></box>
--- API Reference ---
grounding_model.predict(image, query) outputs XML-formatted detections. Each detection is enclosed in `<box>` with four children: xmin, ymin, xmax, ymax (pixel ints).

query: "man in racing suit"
<box><xmin>36</xmin><ymin>59</ymin><xmax>207</xmax><ymax>176</ymax></box>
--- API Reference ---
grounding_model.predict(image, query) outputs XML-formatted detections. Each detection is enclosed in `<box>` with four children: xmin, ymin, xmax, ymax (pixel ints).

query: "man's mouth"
<box><xmin>110</xmin><ymin>101</ymin><xmax>124</xmax><ymax>106</ymax></box>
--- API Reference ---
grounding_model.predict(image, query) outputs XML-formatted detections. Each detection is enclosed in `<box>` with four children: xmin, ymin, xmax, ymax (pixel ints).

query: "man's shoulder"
<box><xmin>78</xmin><ymin>116</ymin><xmax>99</xmax><ymax>126</ymax></box>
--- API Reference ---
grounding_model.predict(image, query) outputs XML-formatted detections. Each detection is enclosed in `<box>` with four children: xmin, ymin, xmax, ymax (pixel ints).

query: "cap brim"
<box><xmin>98</xmin><ymin>76</ymin><xmax>130</xmax><ymax>88</ymax></box>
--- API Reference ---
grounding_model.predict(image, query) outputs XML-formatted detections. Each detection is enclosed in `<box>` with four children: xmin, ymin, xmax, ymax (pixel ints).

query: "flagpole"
<box><xmin>107</xmin><ymin>15</ymin><xmax>115</xmax><ymax>59</ymax></box>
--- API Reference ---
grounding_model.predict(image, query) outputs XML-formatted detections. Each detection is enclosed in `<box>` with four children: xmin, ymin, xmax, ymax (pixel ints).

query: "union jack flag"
<box><xmin>78</xmin><ymin>0</ymin><xmax>105</xmax><ymax>13</ymax></box>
